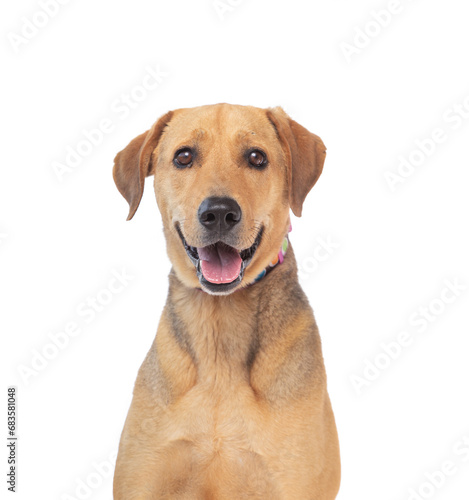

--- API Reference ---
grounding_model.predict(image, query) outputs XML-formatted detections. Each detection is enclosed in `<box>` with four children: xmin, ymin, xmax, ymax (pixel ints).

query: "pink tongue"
<box><xmin>197</xmin><ymin>244</ymin><xmax>242</xmax><ymax>284</ymax></box>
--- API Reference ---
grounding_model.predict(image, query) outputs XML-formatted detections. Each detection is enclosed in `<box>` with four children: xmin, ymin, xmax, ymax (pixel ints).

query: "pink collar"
<box><xmin>253</xmin><ymin>222</ymin><xmax>292</xmax><ymax>283</ymax></box>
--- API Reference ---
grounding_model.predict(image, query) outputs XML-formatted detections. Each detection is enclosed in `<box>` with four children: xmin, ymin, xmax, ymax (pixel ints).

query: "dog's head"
<box><xmin>113</xmin><ymin>104</ymin><xmax>326</xmax><ymax>295</ymax></box>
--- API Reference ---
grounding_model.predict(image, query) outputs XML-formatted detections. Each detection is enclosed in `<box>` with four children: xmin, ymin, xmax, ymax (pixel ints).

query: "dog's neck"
<box><xmin>164</xmin><ymin>245</ymin><xmax>307</xmax><ymax>386</ymax></box>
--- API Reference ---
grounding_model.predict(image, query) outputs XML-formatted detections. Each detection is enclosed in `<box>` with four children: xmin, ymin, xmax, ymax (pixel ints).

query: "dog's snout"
<box><xmin>198</xmin><ymin>196</ymin><xmax>242</xmax><ymax>233</ymax></box>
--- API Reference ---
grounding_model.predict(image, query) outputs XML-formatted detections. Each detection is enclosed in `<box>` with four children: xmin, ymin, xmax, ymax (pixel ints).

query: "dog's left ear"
<box><xmin>113</xmin><ymin>111</ymin><xmax>173</xmax><ymax>220</ymax></box>
<box><xmin>266</xmin><ymin>107</ymin><xmax>326</xmax><ymax>217</ymax></box>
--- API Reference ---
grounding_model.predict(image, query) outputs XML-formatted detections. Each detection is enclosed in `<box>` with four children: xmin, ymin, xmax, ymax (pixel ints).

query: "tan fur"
<box><xmin>112</xmin><ymin>104</ymin><xmax>340</xmax><ymax>499</ymax></box>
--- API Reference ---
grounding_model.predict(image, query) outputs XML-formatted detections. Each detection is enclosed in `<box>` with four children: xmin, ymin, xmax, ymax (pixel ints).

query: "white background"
<box><xmin>2</xmin><ymin>0</ymin><xmax>469</xmax><ymax>499</ymax></box>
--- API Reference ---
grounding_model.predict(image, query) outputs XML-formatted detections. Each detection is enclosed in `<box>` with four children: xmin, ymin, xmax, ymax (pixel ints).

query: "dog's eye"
<box><xmin>174</xmin><ymin>148</ymin><xmax>193</xmax><ymax>168</ymax></box>
<box><xmin>247</xmin><ymin>149</ymin><xmax>267</xmax><ymax>169</ymax></box>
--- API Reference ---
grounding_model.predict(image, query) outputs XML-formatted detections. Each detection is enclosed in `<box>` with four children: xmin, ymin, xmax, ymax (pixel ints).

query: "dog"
<box><xmin>112</xmin><ymin>103</ymin><xmax>340</xmax><ymax>499</ymax></box>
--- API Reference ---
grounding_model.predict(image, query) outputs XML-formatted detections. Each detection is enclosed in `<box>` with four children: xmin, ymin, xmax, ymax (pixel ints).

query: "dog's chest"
<box><xmin>158</xmin><ymin>379</ymin><xmax>281</xmax><ymax>497</ymax></box>
<box><xmin>168</xmin><ymin>374</ymin><xmax>258</xmax><ymax>450</ymax></box>
<box><xmin>151</xmin><ymin>297</ymin><xmax>294</xmax><ymax>496</ymax></box>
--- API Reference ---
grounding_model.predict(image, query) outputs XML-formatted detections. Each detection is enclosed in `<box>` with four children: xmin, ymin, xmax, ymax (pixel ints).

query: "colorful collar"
<box><xmin>254</xmin><ymin>223</ymin><xmax>292</xmax><ymax>283</ymax></box>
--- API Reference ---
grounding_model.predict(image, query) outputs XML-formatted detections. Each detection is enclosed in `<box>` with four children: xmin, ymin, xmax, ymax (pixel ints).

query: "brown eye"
<box><xmin>248</xmin><ymin>149</ymin><xmax>267</xmax><ymax>169</ymax></box>
<box><xmin>174</xmin><ymin>148</ymin><xmax>193</xmax><ymax>168</ymax></box>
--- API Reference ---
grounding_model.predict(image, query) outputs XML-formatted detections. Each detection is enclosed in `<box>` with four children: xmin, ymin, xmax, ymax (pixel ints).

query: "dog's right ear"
<box><xmin>113</xmin><ymin>111</ymin><xmax>173</xmax><ymax>220</ymax></box>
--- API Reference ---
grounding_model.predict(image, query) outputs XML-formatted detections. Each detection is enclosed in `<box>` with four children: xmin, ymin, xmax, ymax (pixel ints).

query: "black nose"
<box><xmin>198</xmin><ymin>196</ymin><xmax>242</xmax><ymax>233</ymax></box>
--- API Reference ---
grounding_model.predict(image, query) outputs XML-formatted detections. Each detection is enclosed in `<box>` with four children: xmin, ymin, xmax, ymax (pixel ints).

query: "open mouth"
<box><xmin>176</xmin><ymin>226</ymin><xmax>263</xmax><ymax>293</ymax></box>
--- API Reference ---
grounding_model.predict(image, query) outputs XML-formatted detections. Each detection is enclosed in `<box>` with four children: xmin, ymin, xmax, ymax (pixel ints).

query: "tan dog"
<box><xmin>112</xmin><ymin>103</ymin><xmax>340</xmax><ymax>499</ymax></box>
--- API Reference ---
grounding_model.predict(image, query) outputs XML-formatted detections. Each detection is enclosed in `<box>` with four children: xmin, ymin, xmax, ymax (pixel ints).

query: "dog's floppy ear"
<box><xmin>266</xmin><ymin>107</ymin><xmax>326</xmax><ymax>217</ymax></box>
<box><xmin>113</xmin><ymin>111</ymin><xmax>173</xmax><ymax>220</ymax></box>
